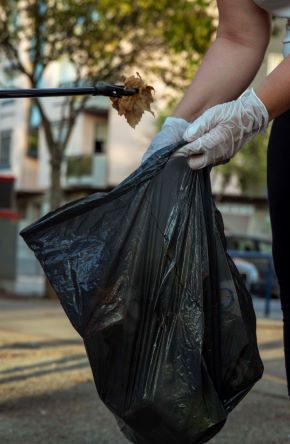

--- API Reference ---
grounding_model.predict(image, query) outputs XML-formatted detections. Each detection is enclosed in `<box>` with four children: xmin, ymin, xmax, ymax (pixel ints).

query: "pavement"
<box><xmin>0</xmin><ymin>296</ymin><xmax>289</xmax><ymax>444</ymax></box>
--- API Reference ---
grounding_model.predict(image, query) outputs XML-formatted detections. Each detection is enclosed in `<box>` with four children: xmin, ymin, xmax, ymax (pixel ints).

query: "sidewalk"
<box><xmin>0</xmin><ymin>296</ymin><xmax>288</xmax><ymax>444</ymax></box>
<box><xmin>253</xmin><ymin>295</ymin><xmax>283</xmax><ymax>321</ymax></box>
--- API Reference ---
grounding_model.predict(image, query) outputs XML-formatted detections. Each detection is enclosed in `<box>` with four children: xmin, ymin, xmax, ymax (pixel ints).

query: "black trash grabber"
<box><xmin>0</xmin><ymin>81</ymin><xmax>139</xmax><ymax>99</ymax></box>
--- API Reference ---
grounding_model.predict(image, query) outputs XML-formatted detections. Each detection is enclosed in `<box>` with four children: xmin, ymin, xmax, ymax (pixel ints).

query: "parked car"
<box><xmin>226</xmin><ymin>234</ymin><xmax>280</xmax><ymax>298</ymax></box>
<box><xmin>226</xmin><ymin>235</ymin><xmax>272</xmax><ymax>254</ymax></box>
<box><xmin>231</xmin><ymin>257</ymin><xmax>259</xmax><ymax>292</ymax></box>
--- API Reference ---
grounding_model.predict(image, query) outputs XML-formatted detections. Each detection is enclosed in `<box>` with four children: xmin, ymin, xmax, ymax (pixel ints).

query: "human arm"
<box><xmin>255</xmin><ymin>54</ymin><xmax>290</xmax><ymax>121</ymax></box>
<box><xmin>172</xmin><ymin>0</ymin><xmax>271</xmax><ymax>122</ymax></box>
<box><xmin>174</xmin><ymin>25</ymin><xmax>290</xmax><ymax>169</ymax></box>
<box><xmin>142</xmin><ymin>0</ymin><xmax>271</xmax><ymax>165</ymax></box>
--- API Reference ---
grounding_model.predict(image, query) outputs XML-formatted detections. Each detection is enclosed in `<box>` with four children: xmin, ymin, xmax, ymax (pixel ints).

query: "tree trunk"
<box><xmin>49</xmin><ymin>151</ymin><xmax>63</xmax><ymax>211</ymax></box>
<box><xmin>44</xmin><ymin>149</ymin><xmax>63</xmax><ymax>299</ymax></box>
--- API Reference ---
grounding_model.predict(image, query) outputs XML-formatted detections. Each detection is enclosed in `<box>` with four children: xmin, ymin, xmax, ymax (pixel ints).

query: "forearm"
<box><xmin>256</xmin><ymin>55</ymin><xmax>290</xmax><ymax>121</ymax></box>
<box><xmin>172</xmin><ymin>36</ymin><xmax>268</xmax><ymax>122</ymax></box>
<box><xmin>172</xmin><ymin>0</ymin><xmax>271</xmax><ymax>122</ymax></box>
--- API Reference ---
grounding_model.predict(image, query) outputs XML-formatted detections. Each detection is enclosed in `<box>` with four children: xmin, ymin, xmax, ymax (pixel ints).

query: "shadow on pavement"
<box><xmin>0</xmin><ymin>338</ymin><xmax>82</xmax><ymax>350</ymax></box>
<box><xmin>0</xmin><ymin>382</ymin><xmax>129</xmax><ymax>444</ymax></box>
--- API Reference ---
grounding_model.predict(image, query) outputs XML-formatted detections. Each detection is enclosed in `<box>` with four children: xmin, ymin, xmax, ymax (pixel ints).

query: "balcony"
<box><xmin>65</xmin><ymin>154</ymin><xmax>107</xmax><ymax>188</ymax></box>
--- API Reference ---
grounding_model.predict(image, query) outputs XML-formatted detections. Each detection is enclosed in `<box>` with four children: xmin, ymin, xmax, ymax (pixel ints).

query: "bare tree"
<box><xmin>0</xmin><ymin>0</ymin><xmax>214</xmax><ymax>296</ymax></box>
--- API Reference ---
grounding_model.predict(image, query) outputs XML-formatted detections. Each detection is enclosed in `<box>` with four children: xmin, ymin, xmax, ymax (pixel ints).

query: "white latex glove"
<box><xmin>174</xmin><ymin>89</ymin><xmax>269</xmax><ymax>170</ymax></box>
<box><xmin>141</xmin><ymin>116</ymin><xmax>189</xmax><ymax>164</ymax></box>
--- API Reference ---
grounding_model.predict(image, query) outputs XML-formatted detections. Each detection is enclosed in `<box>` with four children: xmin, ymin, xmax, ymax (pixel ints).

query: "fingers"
<box><xmin>183</xmin><ymin>105</ymin><xmax>221</xmax><ymax>142</ymax></box>
<box><xmin>171</xmin><ymin>126</ymin><xmax>222</xmax><ymax>160</ymax></box>
<box><xmin>172</xmin><ymin>138</ymin><xmax>205</xmax><ymax>157</ymax></box>
<box><xmin>183</xmin><ymin>114</ymin><xmax>210</xmax><ymax>142</ymax></box>
<box><xmin>182</xmin><ymin>126</ymin><xmax>223</xmax><ymax>156</ymax></box>
<box><xmin>171</xmin><ymin>150</ymin><xmax>189</xmax><ymax>159</ymax></box>
<box><xmin>185</xmin><ymin>127</ymin><xmax>229</xmax><ymax>169</ymax></box>
<box><xmin>187</xmin><ymin>153</ymin><xmax>207</xmax><ymax>170</ymax></box>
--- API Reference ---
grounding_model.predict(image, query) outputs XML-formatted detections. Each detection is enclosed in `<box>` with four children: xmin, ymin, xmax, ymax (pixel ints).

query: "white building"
<box><xmin>0</xmin><ymin>55</ymin><xmax>167</xmax><ymax>295</ymax></box>
<box><xmin>0</xmin><ymin>61</ymin><xmax>160</xmax><ymax>213</ymax></box>
<box><xmin>0</xmin><ymin>16</ymin><xmax>286</xmax><ymax>296</ymax></box>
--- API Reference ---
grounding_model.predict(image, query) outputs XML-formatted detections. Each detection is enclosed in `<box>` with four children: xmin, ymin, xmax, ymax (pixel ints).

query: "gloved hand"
<box><xmin>141</xmin><ymin>116</ymin><xmax>189</xmax><ymax>164</ymax></box>
<box><xmin>174</xmin><ymin>89</ymin><xmax>269</xmax><ymax>170</ymax></box>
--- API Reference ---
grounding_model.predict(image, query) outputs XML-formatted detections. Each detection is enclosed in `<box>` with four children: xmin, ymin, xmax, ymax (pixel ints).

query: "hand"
<box><xmin>174</xmin><ymin>89</ymin><xmax>269</xmax><ymax>170</ymax></box>
<box><xmin>141</xmin><ymin>116</ymin><xmax>189</xmax><ymax>164</ymax></box>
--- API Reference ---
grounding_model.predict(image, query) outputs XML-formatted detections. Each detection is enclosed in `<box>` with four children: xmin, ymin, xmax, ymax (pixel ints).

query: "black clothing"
<box><xmin>267</xmin><ymin>109</ymin><xmax>290</xmax><ymax>395</ymax></box>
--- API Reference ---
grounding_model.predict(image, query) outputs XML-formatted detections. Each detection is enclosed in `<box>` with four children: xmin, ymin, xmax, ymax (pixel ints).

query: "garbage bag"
<box><xmin>20</xmin><ymin>142</ymin><xmax>263</xmax><ymax>444</ymax></box>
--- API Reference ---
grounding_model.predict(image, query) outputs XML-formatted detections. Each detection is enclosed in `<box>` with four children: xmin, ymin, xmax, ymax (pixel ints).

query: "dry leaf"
<box><xmin>110</xmin><ymin>72</ymin><xmax>155</xmax><ymax>128</ymax></box>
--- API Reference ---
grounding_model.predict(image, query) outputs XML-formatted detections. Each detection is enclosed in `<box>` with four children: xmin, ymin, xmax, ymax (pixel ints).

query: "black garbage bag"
<box><xmin>20</xmin><ymin>142</ymin><xmax>263</xmax><ymax>444</ymax></box>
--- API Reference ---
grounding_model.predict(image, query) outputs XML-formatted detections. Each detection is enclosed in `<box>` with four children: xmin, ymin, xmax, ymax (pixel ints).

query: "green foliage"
<box><xmin>0</xmin><ymin>0</ymin><xmax>215</xmax><ymax>209</ymax></box>
<box><xmin>66</xmin><ymin>155</ymin><xmax>92</xmax><ymax>177</ymax></box>
<box><xmin>0</xmin><ymin>0</ymin><xmax>215</xmax><ymax>88</ymax></box>
<box><xmin>215</xmin><ymin>130</ymin><xmax>270</xmax><ymax>197</ymax></box>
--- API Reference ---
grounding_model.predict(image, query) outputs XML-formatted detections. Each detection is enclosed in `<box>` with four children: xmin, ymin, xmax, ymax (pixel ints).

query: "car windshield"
<box><xmin>227</xmin><ymin>238</ymin><xmax>256</xmax><ymax>251</ymax></box>
<box><xmin>259</xmin><ymin>241</ymin><xmax>272</xmax><ymax>254</ymax></box>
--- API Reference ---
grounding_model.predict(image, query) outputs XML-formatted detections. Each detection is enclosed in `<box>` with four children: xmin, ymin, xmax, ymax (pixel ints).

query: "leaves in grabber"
<box><xmin>110</xmin><ymin>72</ymin><xmax>155</xmax><ymax>128</ymax></box>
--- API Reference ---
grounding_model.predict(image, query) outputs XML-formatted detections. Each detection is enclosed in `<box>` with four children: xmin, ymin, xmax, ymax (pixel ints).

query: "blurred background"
<box><xmin>0</xmin><ymin>1</ymin><xmax>284</xmax><ymax>303</ymax></box>
<box><xmin>0</xmin><ymin>2</ymin><xmax>288</xmax><ymax>443</ymax></box>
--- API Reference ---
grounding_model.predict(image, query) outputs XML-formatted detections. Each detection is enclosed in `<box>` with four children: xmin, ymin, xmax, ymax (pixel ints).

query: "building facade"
<box><xmin>0</xmin><ymin>16</ymin><xmax>286</xmax><ymax>296</ymax></box>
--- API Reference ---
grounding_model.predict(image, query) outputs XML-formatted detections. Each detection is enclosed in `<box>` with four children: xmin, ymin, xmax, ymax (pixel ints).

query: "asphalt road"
<box><xmin>0</xmin><ymin>297</ymin><xmax>289</xmax><ymax>444</ymax></box>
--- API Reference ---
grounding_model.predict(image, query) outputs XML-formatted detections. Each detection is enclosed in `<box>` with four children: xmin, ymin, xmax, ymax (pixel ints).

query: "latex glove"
<box><xmin>141</xmin><ymin>116</ymin><xmax>189</xmax><ymax>164</ymax></box>
<box><xmin>174</xmin><ymin>89</ymin><xmax>269</xmax><ymax>170</ymax></box>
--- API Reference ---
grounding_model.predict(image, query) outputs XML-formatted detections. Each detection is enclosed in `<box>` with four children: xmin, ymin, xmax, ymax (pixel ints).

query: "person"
<box><xmin>142</xmin><ymin>0</ymin><xmax>290</xmax><ymax>396</ymax></box>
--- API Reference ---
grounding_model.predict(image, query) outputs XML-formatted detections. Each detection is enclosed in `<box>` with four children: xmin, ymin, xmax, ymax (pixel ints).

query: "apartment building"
<box><xmin>0</xmin><ymin>16</ymin><xmax>286</xmax><ymax>295</ymax></box>
<box><xmin>0</xmin><ymin>55</ymin><xmax>161</xmax><ymax>295</ymax></box>
<box><xmin>0</xmin><ymin>63</ymin><xmax>158</xmax><ymax>212</ymax></box>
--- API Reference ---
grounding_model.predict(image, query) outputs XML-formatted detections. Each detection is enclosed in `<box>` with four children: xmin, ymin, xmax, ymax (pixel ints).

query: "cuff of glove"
<box><xmin>241</xmin><ymin>89</ymin><xmax>269</xmax><ymax>133</ymax></box>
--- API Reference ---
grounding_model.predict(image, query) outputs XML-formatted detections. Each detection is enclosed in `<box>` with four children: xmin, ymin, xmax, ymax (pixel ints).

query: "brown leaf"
<box><xmin>110</xmin><ymin>72</ymin><xmax>155</xmax><ymax>128</ymax></box>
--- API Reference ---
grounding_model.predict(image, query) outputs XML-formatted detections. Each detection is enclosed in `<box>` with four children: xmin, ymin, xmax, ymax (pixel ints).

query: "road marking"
<box><xmin>263</xmin><ymin>373</ymin><xmax>287</xmax><ymax>386</ymax></box>
<box><xmin>260</xmin><ymin>348</ymin><xmax>285</xmax><ymax>360</ymax></box>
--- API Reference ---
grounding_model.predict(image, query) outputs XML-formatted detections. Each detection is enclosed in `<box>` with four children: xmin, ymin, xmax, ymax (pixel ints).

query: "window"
<box><xmin>227</xmin><ymin>237</ymin><xmax>256</xmax><ymax>252</ymax></box>
<box><xmin>27</xmin><ymin>105</ymin><xmax>40</xmax><ymax>158</ymax></box>
<box><xmin>27</xmin><ymin>127</ymin><xmax>39</xmax><ymax>158</ymax></box>
<box><xmin>94</xmin><ymin>123</ymin><xmax>107</xmax><ymax>154</ymax></box>
<box><xmin>0</xmin><ymin>129</ymin><xmax>12</xmax><ymax>168</ymax></box>
<box><xmin>67</xmin><ymin>155</ymin><xmax>92</xmax><ymax>177</ymax></box>
<box><xmin>259</xmin><ymin>241</ymin><xmax>272</xmax><ymax>254</ymax></box>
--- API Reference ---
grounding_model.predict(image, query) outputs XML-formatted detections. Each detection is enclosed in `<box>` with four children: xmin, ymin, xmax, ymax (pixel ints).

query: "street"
<box><xmin>0</xmin><ymin>296</ymin><xmax>289</xmax><ymax>444</ymax></box>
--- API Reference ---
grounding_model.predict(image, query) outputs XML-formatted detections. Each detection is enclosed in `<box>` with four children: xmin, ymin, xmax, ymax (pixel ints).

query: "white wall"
<box><xmin>2</xmin><ymin>17</ymin><xmax>286</xmax><ymax>194</ymax></box>
<box><xmin>107</xmin><ymin>107</ymin><xmax>156</xmax><ymax>185</ymax></box>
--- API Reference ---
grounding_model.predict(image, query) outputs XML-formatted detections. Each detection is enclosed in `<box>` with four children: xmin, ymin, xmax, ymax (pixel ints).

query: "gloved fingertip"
<box><xmin>182</xmin><ymin>140</ymin><xmax>203</xmax><ymax>155</ymax></box>
<box><xmin>183</xmin><ymin>113</ymin><xmax>210</xmax><ymax>141</ymax></box>
<box><xmin>187</xmin><ymin>154</ymin><xmax>206</xmax><ymax>170</ymax></box>
<box><xmin>183</xmin><ymin>122</ymin><xmax>200</xmax><ymax>141</ymax></box>
<box><xmin>171</xmin><ymin>151</ymin><xmax>187</xmax><ymax>159</ymax></box>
